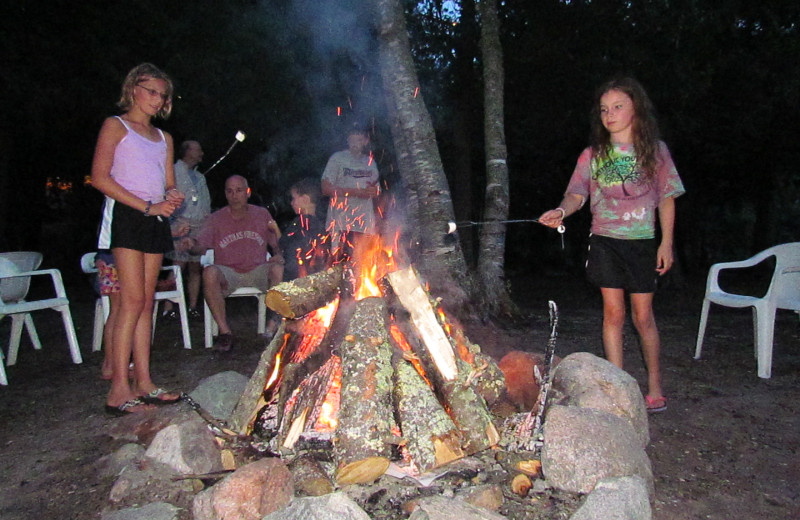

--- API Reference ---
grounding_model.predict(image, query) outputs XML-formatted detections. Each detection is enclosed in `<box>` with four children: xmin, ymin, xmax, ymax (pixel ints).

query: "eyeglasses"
<box><xmin>135</xmin><ymin>84</ymin><xmax>170</xmax><ymax>102</ymax></box>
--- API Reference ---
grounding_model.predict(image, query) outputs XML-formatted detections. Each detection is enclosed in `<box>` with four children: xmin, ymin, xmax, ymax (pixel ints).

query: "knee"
<box><xmin>631</xmin><ymin>309</ymin><xmax>656</xmax><ymax>333</ymax></box>
<box><xmin>603</xmin><ymin>306</ymin><xmax>626</xmax><ymax>328</ymax></box>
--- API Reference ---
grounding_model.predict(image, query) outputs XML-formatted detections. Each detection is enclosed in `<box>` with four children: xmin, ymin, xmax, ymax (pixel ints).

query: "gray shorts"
<box><xmin>215</xmin><ymin>263</ymin><xmax>271</xmax><ymax>297</ymax></box>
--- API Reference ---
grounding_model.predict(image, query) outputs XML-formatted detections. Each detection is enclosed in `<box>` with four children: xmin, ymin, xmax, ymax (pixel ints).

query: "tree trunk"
<box><xmin>374</xmin><ymin>0</ymin><xmax>473</xmax><ymax>312</ymax></box>
<box><xmin>477</xmin><ymin>0</ymin><xmax>516</xmax><ymax>317</ymax></box>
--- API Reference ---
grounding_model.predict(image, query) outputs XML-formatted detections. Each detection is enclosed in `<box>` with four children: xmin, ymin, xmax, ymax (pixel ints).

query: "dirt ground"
<box><xmin>0</xmin><ymin>270</ymin><xmax>798</xmax><ymax>519</ymax></box>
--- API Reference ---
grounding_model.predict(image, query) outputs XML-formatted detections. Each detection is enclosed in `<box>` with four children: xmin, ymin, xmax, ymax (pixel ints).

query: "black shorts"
<box><xmin>98</xmin><ymin>199</ymin><xmax>174</xmax><ymax>254</ymax></box>
<box><xmin>585</xmin><ymin>234</ymin><xmax>657</xmax><ymax>293</ymax></box>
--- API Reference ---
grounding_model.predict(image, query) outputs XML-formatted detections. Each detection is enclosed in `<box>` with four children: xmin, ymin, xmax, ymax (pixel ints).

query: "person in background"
<box><xmin>264</xmin><ymin>177</ymin><xmax>331</xmax><ymax>339</ymax></box>
<box><xmin>179</xmin><ymin>175</ymin><xmax>281</xmax><ymax>352</ymax></box>
<box><xmin>91</xmin><ymin>62</ymin><xmax>185</xmax><ymax>416</ymax></box>
<box><xmin>163</xmin><ymin>140</ymin><xmax>210</xmax><ymax>320</ymax></box>
<box><xmin>321</xmin><ymin>123</ymin><xmax>380</xmax><ymax>261</ymax></box>
<box><xmin>538</xmin><ymin>77</ymin><xmax>685</xmax><ymax>413</ymax></box>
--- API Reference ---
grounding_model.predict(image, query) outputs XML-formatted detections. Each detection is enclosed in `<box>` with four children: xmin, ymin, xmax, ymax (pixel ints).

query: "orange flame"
<box><xmin>315</xmin><ymin>359</ymin><xmax>341</xmax><ymax>431</ymax></box>
<box><xmin>389</xmin><ymin>322</ymin><xmax>432</xmax><ymax>387</ymax></box>
<box><xmin>352</xmin><ymin>234</ymin><xmax>399</xmax><ymax>300</ymax></box>
<box><xmin>265</xmin><ymin>352</ymin><xmax>282</xmax><ymax>390</ymax></box>
<box><xmin>290</xmin><ymin>298</ymin><xmax>339</xmax><ymax>364</ymax></box>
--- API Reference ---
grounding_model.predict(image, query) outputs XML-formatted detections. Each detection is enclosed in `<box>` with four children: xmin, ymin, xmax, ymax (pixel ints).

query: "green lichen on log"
<box><xmin>266</xmin><ymin>265</ymin><xmax>343</xmax><ymax>318</ymax></box>
<box><xmin>333</xmin><ymin>297</ymin><xmax>397</xmax><ymax>470</ymax></box>
<box><xmin>393</xmin><ymin>357</ymin><xmax>463</xmax><ymax>471</ymax></box>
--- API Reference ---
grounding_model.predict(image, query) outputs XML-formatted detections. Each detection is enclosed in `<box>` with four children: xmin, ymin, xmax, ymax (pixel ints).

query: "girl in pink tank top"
<box><xmin>91</xmin><ymin>63</ymin><xmax>186</xmax><ymax>416</ymax></box>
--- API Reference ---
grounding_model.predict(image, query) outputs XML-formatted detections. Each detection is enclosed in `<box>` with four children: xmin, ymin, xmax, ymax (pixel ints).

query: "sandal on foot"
<box><xmin>645</xmin><ymin>395</ymin><xmax>668</xmax><ymax>413</ymax></box>
<box><xmin>140</xmin><ymin>388</ymin><xmax>182</xmax><ymax>405</ymax></box>
<box><xmin>105</xmin><ymin>398</ymin><xmax>152</xmax><ymax>417</ymax></box>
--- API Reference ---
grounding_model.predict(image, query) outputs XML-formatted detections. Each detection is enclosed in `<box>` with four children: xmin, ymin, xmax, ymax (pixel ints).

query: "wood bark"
<box><xmin>278</xmin><ymin>355</ymin><xmax>340</xmax><ymax>450</ymax></box>
<box><xmin>265</xmin><ymin>265</ymin><xmax>343</xmax><ymax>319</ymax></box>
<box><xmin>229</xmin><ymin>320</ymin><xmax>286</xmax><ymax>434</ymax></box>
<box><xmin>387</xmin><ymin>265</ymin><xmax>458</xmax><ymax>381</ymax></box>
<box><xmin>288</xmin><ymin>456</ymin><xmax>334</xmax><ymax>496</ymax></box>
<box><xmin>333</xmin><ymin>297</ymin><xmax>396</xmax><ymax>485</ymax></box>
<box><xmin>392</xmin><ymin>355</ymin><xmax>464</xmax><ymax>472</ymax></box>
<box><xmin>477</xmin><ymin>0</ymin><xmax>516</xmax><ymax>317</ymax></box>
<box><xmin>374</xmin><ymin>0</ymin><xmax>473</xmax><ymax>311</ymax></box>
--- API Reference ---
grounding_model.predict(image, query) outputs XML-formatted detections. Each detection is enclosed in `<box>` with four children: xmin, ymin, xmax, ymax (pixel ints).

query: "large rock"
<box><xmin>144</xmin><ymin>415</ymin><xmax>223</xmax><ymax>475</ymax></box>
<box><xmin>262</xmin><ymin>492</ymin><xmax>371</xmax><ymax>520</ymax></box>
<box><xmin>100</xmin><ymin>502</ymin><xmax>181</xmax><ymax>520</ymax></box>
<box><xmin>541</xmin><ymin>405</ymin><xmax>653</xmax><ymax>497</ymax></box>
<box><xmin>192</xmin><ymin>457</ymin><xmax>293</xmax><ymax>520</ymax></box>
<box><xmin>407</xmin><ymin>496</ymin><xmax>508</xmax><ymax>520</ymax></box>
<box><xmin>189</xmin><ymin>370</ymin><xmax>249</xmax><ymax>421</ymax></box>
<box><xmin>569</xmin><ymin>476</ymin><xmax>651</xmax><ymax>520</ymax></box>
<box><xmin>550</xmin><ymin>352</ymin><xmax>649</xmax><ymax>448</ymax></box>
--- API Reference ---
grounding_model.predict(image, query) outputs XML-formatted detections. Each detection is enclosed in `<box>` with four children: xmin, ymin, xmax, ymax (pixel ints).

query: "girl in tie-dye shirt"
<box><xmin>538</xmin><ymin>77</ymin><xmax>684</xmax><ymax>414</ymax></box>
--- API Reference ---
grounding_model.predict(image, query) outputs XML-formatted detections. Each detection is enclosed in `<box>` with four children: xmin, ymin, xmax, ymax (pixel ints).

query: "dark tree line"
<box><xmin>1</xmin><ymin>0</ymin><xmax>798</xmax><ymax>281</ymax></box>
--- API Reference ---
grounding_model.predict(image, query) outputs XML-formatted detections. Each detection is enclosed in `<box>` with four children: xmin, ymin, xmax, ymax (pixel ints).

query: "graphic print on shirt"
<box><xmin>592</xmin><ymin>153</ymin><xmax>652</xmax><ymax>199</ymax></box>
<box><xmin>342</xmin><ymin>167</ymin><xmax>376</xmax><ymax>181</ymax></box>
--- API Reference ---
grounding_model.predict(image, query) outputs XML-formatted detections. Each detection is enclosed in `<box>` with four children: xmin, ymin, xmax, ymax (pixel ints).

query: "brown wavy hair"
<box><xmin>117</xmin><ymin>63</ymin><xmax>174</xmax><ymax>119</ymax></box>
<box><xmin>590</xmin><ymin>77</ymin><xmax>660</xmax><ymax>178</ymax></box>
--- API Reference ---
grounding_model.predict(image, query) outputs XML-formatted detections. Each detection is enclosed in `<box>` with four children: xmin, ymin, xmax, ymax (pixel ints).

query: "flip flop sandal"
<box><xmin>104</xmin><ymin>397</ymin><xmax>151</xmax><ymax>417</ymax></box>
<box><xmin>645</xmin><ymin>395</ymin><xmax>668</xmax><ymax>413</ymax></box>
<box><xmin>140</xmin><ymin>387</ymin><xmax>182</xmax><ymax>405</ymax></box>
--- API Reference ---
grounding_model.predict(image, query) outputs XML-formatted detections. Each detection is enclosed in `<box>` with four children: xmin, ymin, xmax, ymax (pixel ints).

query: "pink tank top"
<box><xmin>110</xmin><ymin>116</ymin><xmax>167</xmax><ymax>202</ymax></box>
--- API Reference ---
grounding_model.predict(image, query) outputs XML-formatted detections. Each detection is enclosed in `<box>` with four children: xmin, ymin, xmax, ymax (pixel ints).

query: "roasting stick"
<box><xmin>446</xmin><ymin>219</ymin><xmax>566</xmax><ymax>249</ymax></box>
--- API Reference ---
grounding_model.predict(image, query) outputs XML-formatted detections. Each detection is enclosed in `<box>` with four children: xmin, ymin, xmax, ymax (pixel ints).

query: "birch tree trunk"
<box><xmin>477</xmin><ymin>0</ymin><xmax>516</xmax><ymax>316</ymax></box>
<box><xmin>374</xmin><ymin>0</ymin><xmax>473</xmax><ymax>311</ymax></box>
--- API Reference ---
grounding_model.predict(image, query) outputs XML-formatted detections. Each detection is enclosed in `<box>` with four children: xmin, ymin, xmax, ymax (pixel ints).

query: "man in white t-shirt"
<box><xmin>321</xmin><ymin>124</ymin><xmax>380</xmax><ymax>259</ymax></box>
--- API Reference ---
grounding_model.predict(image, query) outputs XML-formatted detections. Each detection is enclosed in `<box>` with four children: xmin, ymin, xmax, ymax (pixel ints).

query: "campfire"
<box><xmin>226</xmin><ymin>233</ymin><xmax>507</xmax><ymax>485</ymax></box>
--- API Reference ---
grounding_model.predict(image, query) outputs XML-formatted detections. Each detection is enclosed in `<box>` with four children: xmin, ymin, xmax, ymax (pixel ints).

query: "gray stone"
<box><xmin>100</xmin><ymin>502</ymin><xmax>182</xmax><ymax>520</ymax></box>
<box><xmin>144</xmin><ymin>415</ymin><xmax>223</xmax><ymax>475</ymax></box>
<box><xmin>550</xmin><ymin>352</ymin><xmax>650</xmax><ymax>448</ymax></box>
<box><xmin>99</xmin><ymin>443</ymin><xmax>146</xmax><ymax>478</ymax></box>
<box><xmin>262</xmin><ymin>492</ymin><xmax>372</xmax><ymax>520</ymax></box>
<box><xmin>109</xmin><ymin>458</ymin><xmax>196</xmax><ymax>505</ymax></box>
<box><xmin>569</xmin><ymin>476</ymin><xmax>651</xmax><ymax>520</ymax></box>
<box><xmin>541</xmin><ymin>405</ymin><xmax>653</xmax><ymax>497</ymax></box>
<box><xmin>407</xmin><ymin>496</ymin><xmax>508</xmax><ymax>520</ymax></box>
<box><xmin>189</xmin><ymin>370</ymin><xmax>249</xmax><ymax>421</ymax></box>
<box><xmin>192</xmin><ymin>458</ymin><xmax>294</xmax><ymax>520</ymax></box>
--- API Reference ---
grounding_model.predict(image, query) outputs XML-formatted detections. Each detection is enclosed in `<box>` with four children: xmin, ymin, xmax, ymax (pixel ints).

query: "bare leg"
<box><xmin>186</xmin><ymin>260</ymin><xmax>202</xmax><ymax>309</ymax></box>
<box><xmin>630</xmin><ymin>292</ymin><xmax>664</xmax><ymax>399</ymax></box>
<box><xmin>101</xmin><ymin>292</ymin><xmax>121</xmax><ymax>380</ymax></box>
<box><xmin>203</xmin><ymin>265</ymin><xmax>231</xmax><ymax>335</ymax></box>
<box><xmin>107</xmin><ymin>248</ymin><xmax>154</xmax><ymax>410</ymax></box>
<box><xmin>600</xmin><ymin>287</ymin><xmax>626</xmax><ymax>369</ymax></box>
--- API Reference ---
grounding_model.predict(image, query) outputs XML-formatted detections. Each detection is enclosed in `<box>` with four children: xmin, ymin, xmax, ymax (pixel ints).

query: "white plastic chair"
<box><xmin>80</xmin><ymin>252</ymin><xmax>193</xmax><ymax>351</ymax></box>
<box><xmin>0</xmin><ymin>252</ymin><xmax>83</xmax><ymax>384</ymax></box>
<box><xmin>200</xmin><ymin>249</ymin><xmax>267</xmax><ymax>349</ymax></box>
<box><xmin>695</xmin><ymin>242</ymin><xmax>800</xmax><ymax>378</ymax></box>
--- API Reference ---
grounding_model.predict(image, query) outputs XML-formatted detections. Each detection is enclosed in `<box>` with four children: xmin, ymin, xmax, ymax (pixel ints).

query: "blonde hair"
<box><xmin>117</xmin><ymin>63</ymin><xmax>174</xmax><ymax>119</ymax></box>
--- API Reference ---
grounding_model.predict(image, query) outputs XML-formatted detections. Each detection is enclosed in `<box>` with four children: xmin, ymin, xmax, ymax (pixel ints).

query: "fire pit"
<box><xmin>227</xmin><ymin>233</ymin><xmax>507</xmax><ymax>485</ymax></box>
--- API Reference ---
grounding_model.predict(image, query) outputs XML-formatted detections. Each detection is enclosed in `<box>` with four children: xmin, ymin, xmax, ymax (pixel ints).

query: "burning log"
<box><xmin>392</xmin><ymin>355</ymin><xmax>464</xmax><ymax>472</ymax></box>
<box><xmin>229</xmin><ymin>321</ymin><xmax>287</xmax><ymax>434</ymax></box>
<box><xmin>333</xmin><ymin>297</ymin><xmax>397</xmax><ymax>485</ymax></box>
<box><xmin>439</xmin><ymin>358</ymin><xmax>501</xmax><ymax>454</ymax></box>
<box><xmin>278</xmin><ymin>356</ymin><xmax>341</xmax><ymax>450</ymax></box>
<box><xmin>387</xmin><ymin>266</ymin><xmax>458</xmax><ymax>381</ymax></box>
<box><xmin>266</xmin><ymin>265</ymin><xmax>343</xmax><ymax>319</ymax></box>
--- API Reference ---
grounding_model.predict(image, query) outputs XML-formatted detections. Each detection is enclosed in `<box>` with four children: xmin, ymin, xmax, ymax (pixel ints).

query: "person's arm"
<box><xmin>321</xmin><ymin>178</ymin><xmax>378</xmax><ymax>199</ymax></box>
<box><xmin>656</xmin><ymin>196</ymin><xmax>676</xmax><ymax>275</ymax></box>
<box><xmin>538</xmin><ymin>193</ymin><xmax>585</xmax><ymax>228</ymax></box>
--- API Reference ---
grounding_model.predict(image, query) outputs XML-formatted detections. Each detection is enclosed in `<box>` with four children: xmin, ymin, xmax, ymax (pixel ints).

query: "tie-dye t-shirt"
<box><xmin>565</xmin><ymin>141</ymin><xmax>685</xmax><ymax>239</ymax></box>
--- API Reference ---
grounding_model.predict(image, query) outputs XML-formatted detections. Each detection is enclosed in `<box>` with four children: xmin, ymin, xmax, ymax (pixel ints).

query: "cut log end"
<box><xmin>335</xmin><ymin>456</ymin><xmax>390</xmax><ymax>485</ymax></box>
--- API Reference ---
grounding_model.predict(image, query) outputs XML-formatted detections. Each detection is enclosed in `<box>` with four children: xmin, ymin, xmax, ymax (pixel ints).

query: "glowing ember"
<box><xmin>314</xmin><ymin>358</ymin><xmax>342</xmax><ymax>432</ymax></box>
<box><xmin>389</xmin><ymin>322</ymin><xmax>432</xmax><ymax>386</ymax></box>
<box><xmin>290</xmin><ymin>298</ymin><xmax>339</xmax><ymax>364</ymax></box>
